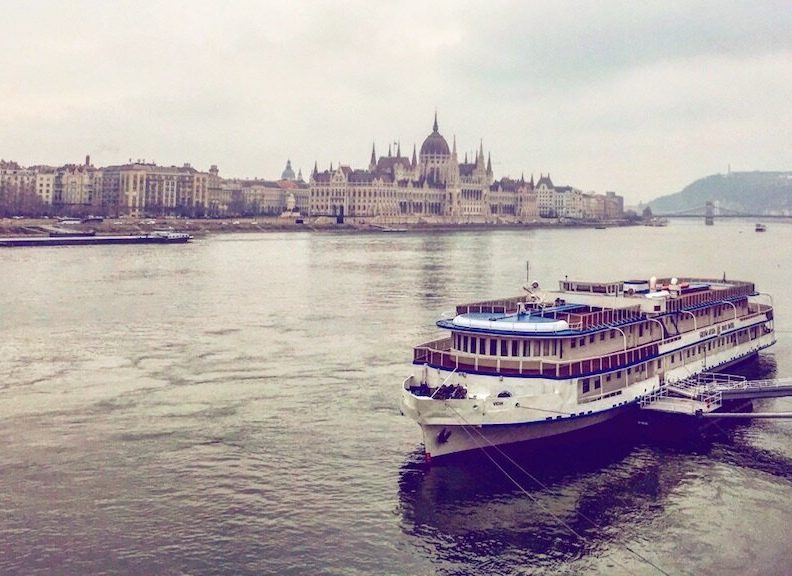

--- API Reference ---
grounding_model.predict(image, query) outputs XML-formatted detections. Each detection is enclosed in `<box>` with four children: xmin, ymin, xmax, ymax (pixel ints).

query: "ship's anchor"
<box><xmin>437</xmin><ymin>428</ymin><xmax>451</xmax><ymax>444</ymax></box>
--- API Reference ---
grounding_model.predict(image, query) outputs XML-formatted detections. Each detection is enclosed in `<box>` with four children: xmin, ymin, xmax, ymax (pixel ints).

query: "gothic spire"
<box><xmin>486</xmin><ymin>152</ymin><xmax>492</xmax><ymax>174</ymax></box>
<box><xmin>411</xmin><ymin>144</ymin><xmax>417</xmax><ymax>168</ymax></box>
<box><xmin>397</xmin><ymin>141</ymin><xmax>401</xmax><ymax>157</ymax></box>
<box><xmin>370</xmin><ymin>142</ymin><xmax>376</xmax><ymax>167</ymax></box>
<box><xmin>433</xmin><ymin>111</ymin><xmax>438</xmax><ymax>133</ymax></box>
<box><xmin>312</xmin><ymin>161</ymin><xmax>318</xmax><ymax>176</ymax></box>
<box><xmin>388</xmin><ymin>143</ymin><xmax>392</xmax><ymax>157</ymax></box>
<box><xmin>452</xmin><ymin>134</ymin><xmax>457</xmax><ymax>155</ymax></box>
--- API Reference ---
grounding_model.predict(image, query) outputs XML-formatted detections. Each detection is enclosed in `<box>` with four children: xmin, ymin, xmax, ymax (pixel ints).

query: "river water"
<box><xmin>1</xmin><ymin>219</ymin><xmax>791</xmax><ymax>575</ymax></box>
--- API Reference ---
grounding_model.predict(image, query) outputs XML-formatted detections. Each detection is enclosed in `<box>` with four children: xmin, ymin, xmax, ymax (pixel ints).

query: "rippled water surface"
<box><xmin>2</xmin><ymin>220</ymin><xmax>792</xmax><ymax>575</ymax></box>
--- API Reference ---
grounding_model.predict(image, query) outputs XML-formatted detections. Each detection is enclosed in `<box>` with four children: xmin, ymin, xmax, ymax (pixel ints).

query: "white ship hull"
<box><xmin>418</xmin><ymin>405</ymin><xmax>632</xmax><ymax>459</ymax></box>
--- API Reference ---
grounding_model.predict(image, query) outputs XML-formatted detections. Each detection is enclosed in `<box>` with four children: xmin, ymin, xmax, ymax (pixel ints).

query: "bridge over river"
<box><xmin>655</xmin><ymin>202</ymin><xmax>792</xmax><ymax>224</ymax></box>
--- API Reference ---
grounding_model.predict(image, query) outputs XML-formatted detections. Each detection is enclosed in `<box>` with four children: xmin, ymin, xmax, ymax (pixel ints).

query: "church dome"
<box><xmin>281</xmin><ymin>159</ymin><xmax>296</xmax><ymax>181</ymax></box>
<box><xmin>420</xmin><ymin>115</ymin><xmax>450</xmax><ymax>157</ymax></box>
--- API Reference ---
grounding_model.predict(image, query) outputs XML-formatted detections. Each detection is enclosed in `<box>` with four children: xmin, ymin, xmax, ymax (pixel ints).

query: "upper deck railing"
<box><xmin>413</xmin><ymin>335</ymin><xmax>661</xmax><ymax>378</ymax></box>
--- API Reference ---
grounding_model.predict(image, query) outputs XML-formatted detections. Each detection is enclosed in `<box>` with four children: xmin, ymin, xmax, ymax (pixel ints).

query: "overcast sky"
<box><xmin>2</xmin><ymin>1</ymin><xmax>791</xmax><ymax>203</ymax></box>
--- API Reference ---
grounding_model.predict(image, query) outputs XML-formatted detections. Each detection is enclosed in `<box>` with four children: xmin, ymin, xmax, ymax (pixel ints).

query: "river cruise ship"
<box><xmin>401</xmin><ymin>276</ymin><xmax>776</xmax><ymax>459</ymax></box>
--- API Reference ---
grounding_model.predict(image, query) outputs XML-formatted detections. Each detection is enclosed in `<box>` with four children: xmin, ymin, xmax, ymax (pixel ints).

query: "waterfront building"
<box><xmin>98</xmin><ymin>161</ymin><xmax>211</xmax><ymax>218</ymax></box>
<box><xmin>35</xmin><ymin>170</ymin><xmax>55</xmax><ymax>206</ymax></box>
<box><xmin>0</xmin><ymin>160</ymin><xmax>44</xmax><ymax>214</ymax></box>
<box><xmin>53</xmin><ymin>157</ymin><xmax>96</xmax><ymax>210</ymax></box>
<box><xmin>216</xmin><ymin>176</ymin><xmax>309</xmax><ymax>217</ymax></box>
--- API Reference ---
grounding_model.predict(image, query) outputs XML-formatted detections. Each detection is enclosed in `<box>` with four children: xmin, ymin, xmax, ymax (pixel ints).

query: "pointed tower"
<box><xmin>388</xmin><ymin>143</ymin><xmax>392</xmax><ymax>157</ymax></box>
<box><xmin>411</xmin><ymin>144</ymin><xmax>417</xmax><ymax>168</ymax></box>
<box><xmin>369</xmin><ymin>142</ymin><xmax>377</xmax><ymax>171</ymax></box>
<box><xmin>433</xmin><ymin>110</ymin><xmax>439</xmax><ymax>133</ymax></box>
<box><xmin>397</xmin><ymin>141</ymin><xmax>401</xmax><ymax>157</ymax></box>
<box><xmin>312</xmin><ymin>161</ymin><xmax>318</xmax><ymax>177</ymax></box>
<box><xmin>486</xmin><ymin>152</ymin><xmax>492</xmax><ymax>175</ymax></box>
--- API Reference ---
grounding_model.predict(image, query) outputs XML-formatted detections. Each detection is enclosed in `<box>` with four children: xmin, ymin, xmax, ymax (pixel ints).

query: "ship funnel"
<box><xmin>649</xmin><ymin>276</ymin><xmax>657</xmax><ymax>290</ymax></box>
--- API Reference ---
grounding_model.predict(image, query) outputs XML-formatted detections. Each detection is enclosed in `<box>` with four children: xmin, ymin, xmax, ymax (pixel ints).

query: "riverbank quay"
<box><xmin>0</xmin><ymin>216</ymin><xmax>635</xmax><ymax>237</ymax></box>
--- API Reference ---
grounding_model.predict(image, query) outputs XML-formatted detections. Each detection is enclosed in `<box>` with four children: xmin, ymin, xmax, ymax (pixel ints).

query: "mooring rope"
<box><xmin>445</xmin><ymin>404</ymin><xmax>672</xmax><ymax>576</ymax></box>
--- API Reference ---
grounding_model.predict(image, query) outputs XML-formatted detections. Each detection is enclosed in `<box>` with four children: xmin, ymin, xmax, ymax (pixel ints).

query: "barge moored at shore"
<box><xmin>0</xmin><ymin>231</ymin><xmax>192</xmax><ymax>247</ymax></box>
<box><xmin>401</xmin><ymin>276</ymin><xmax>776</xmax><ymax>459</ymax></box>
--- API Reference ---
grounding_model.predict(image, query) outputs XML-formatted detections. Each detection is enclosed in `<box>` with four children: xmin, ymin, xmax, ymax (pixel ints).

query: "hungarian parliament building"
<box><xmin>310</xmin><ymin>114</ymin><xmax>622</xmax><ymax>222</ymax></box>
<box><xmin>0</xmin><ymin>116</ymin><xmax>622</xmax><ymax>221</ymax></box>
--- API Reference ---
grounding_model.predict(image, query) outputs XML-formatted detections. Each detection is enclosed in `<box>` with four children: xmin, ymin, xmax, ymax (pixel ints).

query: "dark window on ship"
<box><xmin>606</xmin><ymin>374</ymin><xmax>612</xmax><ymax>382</ymax></box>
<box><xmin>657</xmin><ymin>360</ymin><xmax>661</xmax><ymax>369</ymax></box>
<box><xmin>579</xmin><ymin>338</ymin><xmax>585</xmax><ymax>347</ymax></box>
<box><xmin>594</xmin><ymin>379</ymin><xmax>601</xmax><ymax>389</ymax></box>
<box><xmin>589</xmin><ymin>335</ymin><xmax>595</xmax><ymax>343</ymax></box>
<box><xmin>500</xmin><ymin>339</ymin><xmax>508</xmax><ymax>356</ymax></box>
<box><xmin>582</xmin><ymin>381</ymin><xmax>590</xmax><ymax>393</ymax></box>
<box><xmin>490</xmin><ymin>340</ymin><xmax>497</xmax><ymax>355</ymax></box>
<box><xmin>523</xmin><ymin>341</ymin><xmax>530</xmax><ymax>356</ymax></box>
<box><xmin>616</xmin><ymin>371</ymin><xmax>621</xmax><ymax>378</ymax></box>
<box><xmin>571</xmin><ymin>339</ymin><xmax>576</xmax><ymax>349</ymax></box>
<box><xmin>480</xmin><ymin>338</ymin><xmax>486</xmax><ymax>354</ymax></box>
<box><xmin>470</xmin><ymin>338</ymin><xmax>477</xmax><ymax>354</ymax></box>
<box><xmin>512</xmin><ymin>340</ymin><xmax>519</xmax><ymax>356</ymax></box>
<box><xmin>639</xmin><ymin>325</ymin><xmax>644</xmax><ymax>338</ymax></box>
<box><xmin>610</xmin><ymin>330</ymin><xmax>616</xmax><ymax>339</ymax></box>
<box><xmin>600</xmin><ymin>332</ymin><xmax>605</xmax><ymax>341</ymax></box>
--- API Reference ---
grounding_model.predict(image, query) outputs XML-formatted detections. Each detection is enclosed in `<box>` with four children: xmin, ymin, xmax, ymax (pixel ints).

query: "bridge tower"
<box><xmin>705</xmin><ymin>201</ymin><xmax>714</xmax><ymax>225</ymax></box>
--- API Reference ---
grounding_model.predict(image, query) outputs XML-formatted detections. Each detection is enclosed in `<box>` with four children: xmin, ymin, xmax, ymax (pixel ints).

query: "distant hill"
<box><xmin>649</xmin><ymin>171</ymin><xmax>792</xmax><ymax>215</ymax></box>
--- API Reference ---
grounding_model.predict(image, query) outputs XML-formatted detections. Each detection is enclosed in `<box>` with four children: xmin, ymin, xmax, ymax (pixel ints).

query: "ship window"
<box><xmin>500</xmin><ymin>340</ymin><xmax>508</xmax><ymax>356</ymax></box>
<box><xmin>523</xmin><ymin>341</ymin><xmax>530</xmax><ymax>356</ymax></box>
<box><xmin>610</xmin><ymin>330</ymin><xmax>616</xmax><ymax>339</ymax></box>
<box><xmin>470</xmin><ymin>337</ymin><xmax>477</xmax><ymax>354</ymax></box>
<box><xmin>579</xmin><ymin>338</ymin><xmax>585</xmax><ymax>347</ymax></box>
<box><xmin>600</xmin><ymin>332</ymin><xmax>605</xmax><ymax>341</ymax></box>
<box><xmin>480</xmin><ymin>338</ymin><xmax>485</xmax><ymax>354</ymax></box>
<box><xmin>490</xmin><ymin>340</ymin><xmax>497</xmax><ymax>355</ymax></box>
<box><xmin>595</xmin><ymin>379</ymin><xmax>601</xmax><ymax>389</ymax></box>
<box><xmin>657</xmin><ymin>360</ymin><xmax>661</xmax><ymax>368</ymax></box>
<box><xmin>571</xmin><ymin>339</ymin><xmax>576</xmax><ymax>349</ymax></box>
<box><xmin>589</xmin><ymin>335</ymin><xmax>595</xmax><ymax>343</ymax></box>
<box><xmin>616</xmin><ymin>371</ymin><xmax>621</xmax><ymax>378</ymax></box>
<box><xmin>606</xmin><ymin>374</ymin><xmax>612</xmax><ymax>382</ymax></box>
<box><xmin>582</xmin><ymin>381</ymin><xmax>590</xmax><ymax>393</ymax></box>
<box><xmin>639</xmin><ymin>325</ymin><xmax>644</xmax><ymax>338</ymax></box>
<box><xmin>512</xmin><ymin>340</ymin><xmax>519</xmax><ymax>356</ymax></box>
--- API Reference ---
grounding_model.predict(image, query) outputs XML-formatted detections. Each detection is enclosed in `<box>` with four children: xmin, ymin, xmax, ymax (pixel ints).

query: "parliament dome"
<box><xmin>420</xmin><ymin>114</ymin><xmax>450</xmax><ymax>157</ymax></box>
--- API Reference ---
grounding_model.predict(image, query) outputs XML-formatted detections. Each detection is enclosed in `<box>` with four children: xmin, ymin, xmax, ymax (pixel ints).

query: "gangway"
<box><xmin>639</xmin><ymin>372</ymin><xmax>792</xmax><ymax>419</ymax></box>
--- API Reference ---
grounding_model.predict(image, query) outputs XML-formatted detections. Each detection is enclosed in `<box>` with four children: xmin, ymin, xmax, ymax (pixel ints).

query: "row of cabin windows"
<box><xmin>453</xmin><ymin>333</ymin><xmax>558</xmax><ymax>357</ymax></box>
<box><xmin>454</xmin><ymin>327</ymin><xmax>631</xmax><ymax>358</ymax></box>
<box><xmin>581</xmin><ymin>364</ymin><xmax>648</xmax><ymax>393</ymax></box>
<box><xmin>570</xmin><ymin>329</ymin><xmax>619</xmax><ymax>348</ymax></box>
